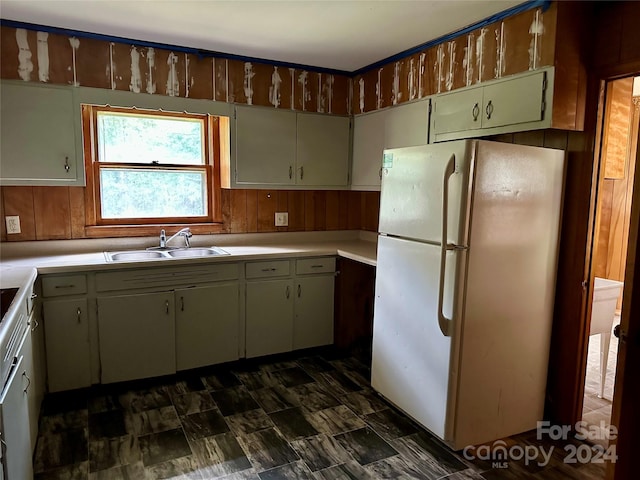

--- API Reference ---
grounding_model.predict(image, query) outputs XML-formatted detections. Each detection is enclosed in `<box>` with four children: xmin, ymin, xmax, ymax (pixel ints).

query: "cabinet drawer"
<box><xmin>296</xmin><ymin>257</ymin><xmax>336</xmax><ymax>275</ymax></box>
<box><xmin>42</xmin><ymin>275</ymin><xmax>87</xmax><ymax>297</ymax></box>
<box><xmin>246</xmin><ymin>260</ymin><xmax>291</xmax><ymax>279</ymax></box>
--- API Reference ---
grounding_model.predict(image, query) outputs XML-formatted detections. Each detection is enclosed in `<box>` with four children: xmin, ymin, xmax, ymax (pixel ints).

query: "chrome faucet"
<box><xmin>159</xmin><ymin>227</ymin><xmax>192</xmax><ymax>248</ymax></box>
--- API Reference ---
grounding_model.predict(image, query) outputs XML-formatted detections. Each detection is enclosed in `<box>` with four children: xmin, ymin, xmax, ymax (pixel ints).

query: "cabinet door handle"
<box><xmin>64</xmin><ymin>156</ymin><xmax>70</xmax><ymax>173</ymax></box>
<box><xmin>23</xmin><ymin>371</ymin><xmax>31</xmax><ymax>394</ymax></box>
<box><xmin>181</xmin><ymin>296</ymin><xmax>185</xmax><ymax>312</ymax></box>
<box><xmin>300</xmin><ymin>166</ymin><xmax>304</xmax><ymax>180</ymax></box>
<box><xmin>472</xmin><ymin>103</ymin><xmax>480</xmax><ymax>121</ymax></box>
<box><xmin>31</xmin><ymin>317</ymin><xmax>40</xmax><ymax>332</ymax></box>
<box><xmin>76</xmin><ymin>307</ymin><xmax>81</xmax><ymax>323</ymax></box>
<box><xmin>485</xmin><ymin>100</ymin><xmax>493</xmax><ymax>120</ymax></box>
<box><xmin>379</xmin><ymin>167</ymin><xmax>383</xmax><ymax>180</ymax></box>
<box><xmin>165</xmin><ymin>300</ymin><xmax>170</xmax><ymax>314</ymax></box>
<box><xmin>289</xmin><ymin>165</ymin><xmax>293</xmax><ymax>179</ymax></box>
<box><xmin>286</xmin><ymin>285</ymin><xmax>290</xmax><ymax>299</ymax></box>
<box><xmin>297</xmin><ymin>284</ymin><xmax>301</xmax><ymax>298</ymax></box>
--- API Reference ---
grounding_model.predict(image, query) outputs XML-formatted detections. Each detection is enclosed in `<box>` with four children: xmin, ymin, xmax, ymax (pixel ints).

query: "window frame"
<box><xmin>82</xmin><ymin>104</ymin><xmax>223</xmax><ymax>235</ymax></box>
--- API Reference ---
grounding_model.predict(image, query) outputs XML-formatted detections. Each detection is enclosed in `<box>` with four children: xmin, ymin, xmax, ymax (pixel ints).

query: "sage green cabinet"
<box><xmin>235</xmin><ymin>106</ymin><xmax>297</xmax><ymax>185</ymax></box>
<box><xmin>351</xmin><ymin>109</ymin><xmax>387</xmax><ymax>191</ymax></box>
<box><xmin>245</xmin><ymin>279</ymin><xmax>294</xmax><ymax>358</ymax></box>
<box><xmin>431</xmin><ymin>68</ymin><xmax>552</xmax><ymax>142</ymax></box>
<box><xmin>175</xmin><ymin>283</ymin><xmax>240</xmax><ymax>370</ymax></box>
<box><xmin>384</xmin><ymin>98</ymin><xmax>431</xmax><ymax>149</ymax></box>
<box><xmin>294</xmin><ymin>275</ymin><xmax>335</xmax><ymax>350</ymax></box>
<box><xmin>97</xmin><ymin>292</ymin><xmax>176</xmax><ymax>384</ymax></box>
<box><xmin>296</xmin><ymin>113</ymin><xmax>350</xmax><ymax>187</ymax></box>
<box><xmin>0</xmin><ymin>80</ymin><xmax>80</xmax><ymax>186</ymax></box>
<box><xmin>234</xmin><ymin>106</ymin><xmax>350</xmax><ymax>189</ymax></box>
<box><xmin>42</xmin><ymin>298</ymin><xmax>91</xmax><ymax>392</ymax></box>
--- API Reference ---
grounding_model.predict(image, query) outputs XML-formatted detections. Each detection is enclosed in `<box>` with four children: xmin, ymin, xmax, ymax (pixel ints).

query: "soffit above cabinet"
<box><xmin>1</xmin><ymin>0</ymin><xmax>524</xmax><ymax>72</ymax></box>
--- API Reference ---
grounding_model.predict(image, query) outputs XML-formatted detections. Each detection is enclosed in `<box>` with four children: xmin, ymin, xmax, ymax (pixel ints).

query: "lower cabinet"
<box><xmin>42</xmin><ymin>298</ymin><xmax>91</xmax><ymax>392</ymax></box>
<box><xmin>175</xmin><ymin>283</ymin><xmax>240</xmax><ymax>370</ymax></box>
<box><xmin>294</xmin><ymin>275</ymin><xmax>335</xmax><ymax>350</ymax></box>
<box><xmin>0</xmin><ymin>355</ymin><xmax>32</xmax><ymax>480</ymax></box>
<box><xmin>97</xmin><ymin>292</ymin><xmax>176</xmax><ymax>384</ymax></box>
<box><xmin>245</xmin><ymin>279</ymin><xmax>294</xmax><ymax>358</ymax></box>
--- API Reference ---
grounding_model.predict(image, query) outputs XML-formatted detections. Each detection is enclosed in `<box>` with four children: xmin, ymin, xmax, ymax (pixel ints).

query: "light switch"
<box><xmin>275</xmin><ymin>212</ymin><xmax>289</xmax><ymax>227</ymax></box>
<box><xmin>5</xmin><ymin>216</ymin><xmax>21</xmax><ymax>234</ymax></box>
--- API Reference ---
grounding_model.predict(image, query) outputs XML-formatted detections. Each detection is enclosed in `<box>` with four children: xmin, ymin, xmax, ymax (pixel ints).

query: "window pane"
<box><xmin>100</xmin><ymin>168</ymin><xmax>207</xmax><ymax>218</ymax></box>
<box><xmin>97</xmin><ymin>112</ymin><xmax>204</xmax><ymax>165</ymax></box>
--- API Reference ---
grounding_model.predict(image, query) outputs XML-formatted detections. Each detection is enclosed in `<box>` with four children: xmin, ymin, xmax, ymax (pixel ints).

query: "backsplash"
<box><xmin>0</xmin><ymin>187</ymin><xmax>380</xmax><ymax>242</ymax></box>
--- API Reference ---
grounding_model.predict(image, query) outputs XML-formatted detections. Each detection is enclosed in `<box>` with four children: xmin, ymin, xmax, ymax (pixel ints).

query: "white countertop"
<box><xmin>0</xmin><ymin>230</ymin><xmax>377</xmax><ymax>274</ymax></box>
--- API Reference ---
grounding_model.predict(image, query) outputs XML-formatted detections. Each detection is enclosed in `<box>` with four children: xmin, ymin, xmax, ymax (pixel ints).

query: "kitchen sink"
<box><xmin>166</xmin><ymin>247</ymin><xmax>229</xmax><ymax>258</ymax></box>
<box><xmin>107</xmin><ymin>250</ymin><xmax>170</xmax><ymax>261</ymax></box>
<box><xmin>105</xmin><ymin>247</ymin><xmax>229</xmax><ymax>262</ymax></box>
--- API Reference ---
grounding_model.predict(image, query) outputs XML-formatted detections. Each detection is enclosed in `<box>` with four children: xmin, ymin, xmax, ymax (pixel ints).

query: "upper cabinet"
<box><xmin>351</xmin><ymin>98</ymin><xmax>430</xmax><ymax>191</ymax></box>
<box><xmin>296</xmin><ymin>113</ymin><xmax>350</xmax><ymax>187</ymax></box>
<box><xmin>232</xmin><ymin>105</ymin><xmax>351</xmax><ymax>189</ymax></box>
<box><xmin>1</xmin><ymin>81</ymin><xmax>81</xmax><ymax>186</ymax></box>
<box><xmin>431</xmin><ymin>69</ymin><xmax>552</xmax><ymax>142</ymax></box>
<box><xmin>235</xmin><ymin>106</ymin><xmax>297</xmax><ymax>185</ymax></box>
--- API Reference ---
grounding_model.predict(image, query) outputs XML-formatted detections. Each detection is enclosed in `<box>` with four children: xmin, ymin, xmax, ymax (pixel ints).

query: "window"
<box><xmin>82</xmin><ymin>105</ymin><xmax>222</xmax><ymax>231</ymax></box>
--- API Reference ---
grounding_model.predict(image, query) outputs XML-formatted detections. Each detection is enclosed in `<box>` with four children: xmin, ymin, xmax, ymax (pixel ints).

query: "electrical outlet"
<box><xmin>5</xmin><ymin>216</ymin><xmax>21</xmax><ymax>234</ymax></box>
<box><xmin>275</xmin><ymin>212</ymin><xmax>289</xmax><ymax>227</ymax></box>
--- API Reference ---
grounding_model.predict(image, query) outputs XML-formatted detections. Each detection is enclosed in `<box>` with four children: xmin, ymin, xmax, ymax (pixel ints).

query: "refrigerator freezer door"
<box><xmin>372</xmin><ymin>235</ymin><xmax>458</xmax><ymax>441</ymax></box>
<box><xmin>378</xmin><ymin>141</ymin><xmax>472</xmax><ymax>245</ymax></box>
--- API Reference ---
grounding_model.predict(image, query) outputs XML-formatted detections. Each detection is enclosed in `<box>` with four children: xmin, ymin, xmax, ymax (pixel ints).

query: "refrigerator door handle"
<box><xmin>438</xmin><ymin>154</ymin><xmax>457</xmax><ymax>337</ymax></box>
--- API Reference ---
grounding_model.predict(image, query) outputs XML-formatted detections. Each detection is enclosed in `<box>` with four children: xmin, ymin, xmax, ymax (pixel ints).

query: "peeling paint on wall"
<box><xmin>419</xmin><ymin>52</ymin><xmax>426</xmax><ymax>98</ymax></box>
<box><xmin>445</xmin><ymin>41</ymin><xmax>456</xmax><ymax>91</ymax></box>
<box><xmin>36</xmin><ymin>32</ymin><xmax>49</xmax><ymax>82</ymax></box>
<box><xmin>495</xmin><ymin>23</ymin><xmax>505</xmax><ymax>78</ymax></box>
<box><xmin>289</xmin><ymin>68</ymin><xmax>295</xmax><ymax>110</ymax></box>
<box><xmin>327</xmin><ymin>74</ymin><xmax>334</xmax><ymax>113</ymax></box>
<box><xmin>16</xmin><ymin>29</ymin><xmax>33</xmax><ymax>81</ymax></box>
<box><xmin>129</xmin><ymin>46</ymin><xmax>141</xmax><ymax>93</ymax></box>
<box><xmin>358</xmin><ymin>77</ymin><xmax>365</xmax><ymax>113</ymax></box>
<box><xmin>529</xmin><ymin>9</ymin><xmax>544</xmax><ymax>70</ymax></box>
<box><xmin>392</xmin><ymin>62</ymin><xmax>401</xmax><ymax>105</ymax></box>
<box><xmin>476</xmin><ymin>28</ymin><xmax>486</xmax><ymax>83</ymax></box>
<box><xmin>69</xmin><ymin>37</ymin><xmax>79</xmax><ymax>86</ymax></box>
<box><xmin>109</xmin><ymin>43</ymin><xmax>116</xmax><ymax>89</ymax></box>
<box><xmin>298</xmin><ymin>70</ymin><xmax>310</xmax><ymax>111</ymax></box>
<box><xmin>243</xmin><ymin>62</ymin><xmax>255</xmax><ymax>104</ymax></box>
<box><xmin>146</xmin><ymin>48</ymin><xmax>156</xmax><ymax>94</ymax></box>
<box><xmin>434</xmin><ymin>44</ymin><xmax>445</xmax><ymax>93</ymax></box>
<box><xmin>408</xmin><ymin>57</ymin><xmax>416</xmax><ymax>100</ymax></box>
<box><xmin>464</xmin><ymin>34</ymin><xmax>473</xmax><ymax>87</ymax></box>
<box><xmin>166</xmin><ymin>52</ymin><xmax>179</xmax><ymax>96</ymax></box>
<box><xmin>317</xmin><ymin>73</ymin><xmax>325</xmax><ymax>113</ymax></box>
<box><xmin>376</xmin><ymin>68</ymin><xmax>382</xmax><ymax>110</ymax></box>
<box><xmin>269</xmin><ymin>66</ymin><xmax>282</xmax><ymax>107</ymax></box>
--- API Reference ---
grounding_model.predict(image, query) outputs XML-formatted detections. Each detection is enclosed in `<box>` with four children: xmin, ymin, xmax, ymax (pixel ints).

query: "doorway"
<box><xmin>582</xmin><ymin>76</ymin><xmax>639</xmax><ymax>447</ymax></box>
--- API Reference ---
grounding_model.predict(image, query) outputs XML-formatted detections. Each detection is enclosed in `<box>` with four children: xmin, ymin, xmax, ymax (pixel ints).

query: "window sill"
<box><xmin>84</xmin><ymin>223</ymin><xmax>226</xmax><ymax>238</ymax></box>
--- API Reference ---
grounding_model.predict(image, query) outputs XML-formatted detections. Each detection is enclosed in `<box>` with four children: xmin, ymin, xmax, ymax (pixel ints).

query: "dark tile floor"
<box><xmin>33</xmin><ymin>345</ymin><xmax>606</xmax><ymax>479</ymax></box>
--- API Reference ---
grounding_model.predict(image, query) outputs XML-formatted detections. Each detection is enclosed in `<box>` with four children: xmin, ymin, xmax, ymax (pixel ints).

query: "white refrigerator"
<box><xmin>371</xmin><ymin>139</ymin><xmax>565</xmax><ymax>450</ymax></box>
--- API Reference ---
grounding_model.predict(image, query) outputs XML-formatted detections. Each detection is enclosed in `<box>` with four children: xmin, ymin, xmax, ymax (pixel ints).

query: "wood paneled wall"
<box><xmin>0</xmin><ymin>26</ymin><xmax>351</xmax><ymax>114</ymax></box>
<box><xmin>0</xmin><ymin>187</ymin><xmax>380</xmax><ymax>241</ymax></box>
<box><xmin>352</xmin><ymin>3</ymin><xmax>558</xmax><ymax>113</ymax></box>
<box><xmin>593</xmin><ymin>78</ymin><xmax>638</xmax><ymax>306</ymax></box>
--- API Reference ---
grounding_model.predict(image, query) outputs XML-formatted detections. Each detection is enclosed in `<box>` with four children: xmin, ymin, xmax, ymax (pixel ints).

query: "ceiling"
<box><xmin>1</xmin><ymin>0</ymin><xmax>526</xmax><ymax>72</ymax></box>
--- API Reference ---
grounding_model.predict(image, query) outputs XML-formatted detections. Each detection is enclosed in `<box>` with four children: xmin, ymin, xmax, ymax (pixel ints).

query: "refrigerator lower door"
<box><xmin>372</xmin><ymin>235</ymin><xmax>457</xmax><ymax>442</ymax></box>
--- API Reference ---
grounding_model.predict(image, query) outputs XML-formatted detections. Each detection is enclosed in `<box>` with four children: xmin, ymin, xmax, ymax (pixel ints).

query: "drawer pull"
<box><xmin>261</xmin><ymin>268</ymin><xmax>277</xmax><ymax>272</ymax></box>
<box><xmin>311</xmin><ymin>265</ymin><xmax>324</xmax><ymax>268</ymax></box>
<box><xmin>76</xmin><ymin>307</ymin><xmax>82</xmax><ymax>323</ymax></box>
<box><xmin>55</xmin><ymin>284</ymin><xmax>76</xmax><ymax>289</ymax></box>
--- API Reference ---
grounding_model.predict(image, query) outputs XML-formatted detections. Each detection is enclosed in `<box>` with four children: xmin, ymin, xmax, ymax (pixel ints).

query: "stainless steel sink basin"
<box><xmin>107</xmin><ymin>250</ymin><xmax>170</xmax><ymax>261</ymax></box>
<box><xmin>166</xmin><ymin>247</ymin><xmax>229</xmax><ymax>258</ymax></box>
<box><xmin>105</xmin><ymin>247</ymin><xmax>229</xmax><ymax>262</ymax></box>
